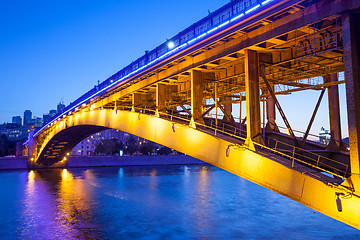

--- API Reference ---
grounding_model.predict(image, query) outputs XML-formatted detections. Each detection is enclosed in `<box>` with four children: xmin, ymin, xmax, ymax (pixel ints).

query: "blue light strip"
<box><xmin>261</xmin><ymin>0</ymin><xmax>275</xmax><ymax>5</ymax></box>
<box><xmin>245</xmin><ymin>4</ymin><xmax>261</xmax><ymax>15</ymax></box>
<box><xmin>34</xmin><ymin>0</ymin><xmax>275</xmax><ymax>138</ymax></box>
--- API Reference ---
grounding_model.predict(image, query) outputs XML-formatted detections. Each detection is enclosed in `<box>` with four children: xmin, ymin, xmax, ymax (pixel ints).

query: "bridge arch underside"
<box><xmin>37</xmin><ymin>125</ymin><xmax>108</xmax><ymax>165</ymax></box>
<box><xmin>36</xmin><ymin>109</ymin><xmax>360</xmax><ymax>229</ymax></box>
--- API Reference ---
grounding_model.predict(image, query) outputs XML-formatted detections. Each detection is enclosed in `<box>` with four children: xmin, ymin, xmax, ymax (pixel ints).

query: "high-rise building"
<box><xmin>43</xmin><ymin>114</ymin><xmax>50</xmax><ymax>124</ymax></box>
<box><xmin>57</xmin><ymin>102</ymin><xmax>65</xmax><ymax>113</ymax></box>
<box><xmin>23</xmin><ymin>110</ymin><xmax>32</xmax><ymax>126</ymax></box>
<box><xmin>49</xmin><ymin>109</ymin><xmax>57</xmax><ymax>117</ymax></box>
<box><xmin>43</xmin><ymin>109</ymin><xmax>57</xmax><ymax>125</ymax></box>
<box><xmin>12</xmin><ymin>116</ymin><xmax>22</xmax><ymax>126</ymax></box>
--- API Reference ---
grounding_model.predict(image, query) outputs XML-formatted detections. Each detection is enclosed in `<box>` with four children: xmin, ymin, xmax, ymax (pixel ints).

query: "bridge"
<box><xmin>24</xmin><ymin>0</ymin><xmax>360</xmax><ymax>229</ymax></box>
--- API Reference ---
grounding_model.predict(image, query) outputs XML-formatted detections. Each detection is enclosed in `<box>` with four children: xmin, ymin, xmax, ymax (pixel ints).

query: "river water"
<box><xmin>0</xmin><ymin>164</ymin><xmax>359</xmax><ymax>239</ymax></box>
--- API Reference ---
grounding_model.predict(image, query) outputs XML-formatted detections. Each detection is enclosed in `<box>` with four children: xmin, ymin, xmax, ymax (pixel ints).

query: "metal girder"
<box><xmin>301</xmin><ymin>88</ymin><xmax>326</xmax><ymax>147</ymax></box>
<box><xmin>87</xmin><ymin>0</ymin><xmax>354</xmax><ymax>111</ymax></box>
<box><xmin>260</xmin><ymin>67</ymin><xmax>299</xmax><ymax>146</ymax></box>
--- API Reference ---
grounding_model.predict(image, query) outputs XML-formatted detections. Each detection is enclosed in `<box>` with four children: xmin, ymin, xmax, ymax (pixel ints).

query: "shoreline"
<box><xmin>0</xmin><ymin>155</ymin><xmax>204</xmax><ymax>170</ymax></box>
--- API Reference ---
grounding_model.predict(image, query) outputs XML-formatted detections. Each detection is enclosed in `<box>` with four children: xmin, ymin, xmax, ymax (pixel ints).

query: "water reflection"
<box><xmin>192</xmin><ymin>166</ymin><xmax>213</xmax><ymax>236</ymax></box>
<box><xmin>0</xmin><ymin>164</ymin><xmax>357</xmax><ymax>239</ymax></box>
<box><xmin>17</xmin><ymin>169</ymin><xmax>102</xmax><ymax>239</ymax></box>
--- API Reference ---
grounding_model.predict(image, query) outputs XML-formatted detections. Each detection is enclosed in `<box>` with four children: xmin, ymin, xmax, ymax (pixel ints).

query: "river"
<box><xmin>0</xmin><ymin>164</ymin><xmax>358</xmax><ymax>239</ymax></box>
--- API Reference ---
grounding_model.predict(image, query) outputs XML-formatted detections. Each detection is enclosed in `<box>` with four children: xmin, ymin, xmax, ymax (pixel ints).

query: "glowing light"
<box><xmin>231</xmin><ymin>13</ymin><xmax>244</xmax><ymax>22</ymax></box>
<box><xmin>28</xmin><ymin>170</ymin><xmax>35</xmax><ymax>180</ymax></box>
<box><xmin>245</xmin><ymin>4</ymin><xmax>261</xmax><ymax>14</ymax></box>
<box><xmin>261</xmin><ymin>0</ymin><xmax>274</xmax><ymax>5</ymax></box>
<box><xmin>62</xmin><ymin>169</ymin><xmax>72</xmax><ymax>181</ymax></box>
<box><xmin>167</xmin><ymin>41</ymin><xmax>175</xmax><ymax>49</ymax></box>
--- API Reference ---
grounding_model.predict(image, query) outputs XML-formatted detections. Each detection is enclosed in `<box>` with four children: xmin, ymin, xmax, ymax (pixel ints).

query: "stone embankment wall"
<box><xmin>0</xmin><ymin>155</ymin><xmax>204</xmax><ymax>170</ymax></box>
<box><xmin>0</xmin><ymin>157</ymin><xmax>28</xmax><ymax>170</ymax></box>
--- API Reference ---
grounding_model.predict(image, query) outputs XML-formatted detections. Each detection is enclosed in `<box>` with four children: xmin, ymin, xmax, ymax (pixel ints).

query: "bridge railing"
<box><xmin>266</xmin><ymin>137</ymin><xmax>349</xmax><ymax>178</ymax></box>
<box><xmin>119</xmin><ymin>106</ymin><xmax>349</xmax><ymax>179</ymax></box>
<box><xmin>276</xmin><ymin>125</ymin><xmax>350</xmax><ymax>149</ymax></box>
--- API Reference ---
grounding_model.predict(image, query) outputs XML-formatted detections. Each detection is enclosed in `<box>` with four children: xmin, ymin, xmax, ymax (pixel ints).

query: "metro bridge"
<box><xmin>23</xmin><ymin>0</ymin><xmax>360</xmax><ymax>229</ymax></box>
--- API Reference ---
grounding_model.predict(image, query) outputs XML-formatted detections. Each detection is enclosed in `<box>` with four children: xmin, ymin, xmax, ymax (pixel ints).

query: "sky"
<box><xmin>0</xmin><ymin>0</ymin><xmax>349</xmax><ymax>138</ymax></box>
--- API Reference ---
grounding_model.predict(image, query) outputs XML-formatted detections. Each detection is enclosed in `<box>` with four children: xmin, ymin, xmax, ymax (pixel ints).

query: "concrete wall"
<box><xmin>0</xmin><ymin>157</ymin><xmax>28</xmax><ymax>170</ymax></box>
<box><xmin>66</xmin><ymin>155</ymin><xmax>204</xmax><ymax>168</ymax></box>
<box><xmin>0</xmin><ymin>155</ymin><xmax>204</xmax><ymax>170</ymax></box>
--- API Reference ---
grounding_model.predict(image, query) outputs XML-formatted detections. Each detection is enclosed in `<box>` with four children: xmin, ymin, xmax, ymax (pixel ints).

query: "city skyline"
<box><xmin>0</xmin><ymin>0</ymin><xmax>349</xmax><ymax>137</ymax></box>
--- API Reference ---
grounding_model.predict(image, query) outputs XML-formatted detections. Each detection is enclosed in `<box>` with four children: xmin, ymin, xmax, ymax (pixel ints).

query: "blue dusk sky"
<box><xmin>0</xmin><ymin>0</ymin><xmax>349</xmax><ymax>137</ymax></box>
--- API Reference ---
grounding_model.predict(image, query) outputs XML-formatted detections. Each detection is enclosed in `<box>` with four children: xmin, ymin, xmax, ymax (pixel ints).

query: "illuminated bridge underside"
<box><xmin>36</xmin><ymin>109</ymin><xmax>360</xmax><ymax>229</ymax></box>
<box><xmin>37</xmin><ymin>125</ymin><xmax>108</xmax><ymax>166</ymax></box>
<box><xmin>29</xmin><ymin>0</ymin><xmax>360</xmax><ymax>229</ymax></box>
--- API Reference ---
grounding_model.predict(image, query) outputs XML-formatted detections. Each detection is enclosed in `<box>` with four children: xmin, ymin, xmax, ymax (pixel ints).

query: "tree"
<box><xmin>95</xmin><ymin>139</ymin><xmax>124</xmax><ymax>155</ymax></box>
<box><xmin>95</xmin><ymin>142</ymin><xmax>105</xmax><ymax>155</ymax></box>
<box><xmin>157</xmin><ymin>146</ymin><xmax>172</xmax><ymax>155</ymax></box>
<box><xmin>126</xmin><ymin>135</ymin><xmax>138</xmax><ymax>155</ymax></box>
<box><xmin>116</xmin><ymin>141</ymin><xmax>124</xmax><ymax>154</ymax></box>
<box><xmin>0</xmin><ymin>134</ymin><xmax>9</xmax><ymax>157</ymax></box>
<box><xmin>139</xmin><ymin>141</ymin><xmax>155</xmax><ymax>155</ymax></box>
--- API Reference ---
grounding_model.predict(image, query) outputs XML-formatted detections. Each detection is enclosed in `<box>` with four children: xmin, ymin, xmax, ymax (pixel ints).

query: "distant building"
<box><xmin>43</xmin><ymin>109</ymin><xmax>58</xmax><ymax>125</ymax></box>
<box><xmin>319</xmin><ymin>127</ymin><xmax>331</xmax><ymax>145</ymax></box>
<box><xmin>7</xmin><ymin>129</ymin><xmax>25</xmax><ymax>141</ymax></box>
<box><xmin>0</xmin><ymin>123</ymin><xmax>28</xmax><ymax>141</ymax></box>
<box><xmin>42</xmin><ymin>114</ymin><xmax>51</xmax><ymax>124</ymax></box>
<box><xmin>71</xmin><ymin>129</ymin><xmax>126</xmax><ymax>156</ymax></box>
<box><xmin>49</xmin><ymin>109</ymin><xmax>57</xmax><ymax>116</ymax></box>
<box><xmin>57</xmin><ymin>102</ymin><xmax>65</xmax><ymax>113</ymax></box>
<box><xmin>12</xmin><ymin>116</ymin><xmax>22</xmax><ymax>126</ymax></box>
<box><xmin>23</xmin><ymin>110</ymin><xmax>32</xmax><ymax>126</ymax></box>
<box><xmin>30</xmin><ymin>117</ymin><xmax>42</xmax><ymax>128</ymax></box>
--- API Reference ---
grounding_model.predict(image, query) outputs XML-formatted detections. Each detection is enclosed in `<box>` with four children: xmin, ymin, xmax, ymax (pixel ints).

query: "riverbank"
<box><xmin>0</xmin><ymin>157</ymin><xmax>28</xmax><ymax>170</ymax></box>
<box><xmin>0</xmin><ymin>155</ymin><xmax>204</xmax><ymax>170</ymax></box>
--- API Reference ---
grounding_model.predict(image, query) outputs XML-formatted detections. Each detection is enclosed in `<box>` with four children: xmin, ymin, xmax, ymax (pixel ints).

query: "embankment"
<box><xmin>0</xmin><ymin>155</ymin><xmax>204</xmax><ymax>170</ymax></box>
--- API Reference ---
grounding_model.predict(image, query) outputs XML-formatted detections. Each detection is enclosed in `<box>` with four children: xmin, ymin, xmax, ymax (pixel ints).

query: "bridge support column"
<box><xmin>27</xmin><ymin>130</ymin><xmax>36</xmax><ymax>169</ymax></box>
<box><xmin>244</xmin><ymin>49</ymin><xmax>264</xmax><ymax>149</ymax></box>
<box><xmin>342</xmin><ymin>12</ymin><xmax>360</xmax><ymax>190</ymax></box>
<box><xmin>324</xmin><ymin>74</ymin><xmax>345</xmax><ymax>151</ymax></box>
<box><xmin>190</xmin><ymin>70</ymin><xmax>204</xmax><ymax>127</ymax></box>
<box><xmin>132</xmin><ymin>93</ymin><xmax>142</xmax><ymax>112</ymax></box>
<box><xmin>221</xmin><ymin>96</ymin><xmax>233</xmax><ymax>121</ymax></box>
<box><xmin>265</xmin><ymin>86</ymin><xmax>277</xmax><ymax>132</ymax></box>
<box><xmin>156</xmin><ymin>83</ymin><xmax>177</xmax><ymax>117</ymax></box>
<box><xmin>156</xmin><ymin>83</ymin><xmax>166</xmax><ymax>116</ymax></box>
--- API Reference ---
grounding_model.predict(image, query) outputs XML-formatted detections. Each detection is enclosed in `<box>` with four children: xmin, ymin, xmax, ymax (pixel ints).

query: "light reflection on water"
<box><xmin>0</xmin><ymin>164</ymin><xmax>359</xmax><ymax>239</ymax></box>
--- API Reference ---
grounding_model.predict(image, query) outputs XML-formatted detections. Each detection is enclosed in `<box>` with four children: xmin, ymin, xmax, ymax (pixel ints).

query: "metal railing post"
<box><xmin>292</xmin><ymin>147</ymin><xmax>296</xmax><ymax>168</ymax></box>
<box><xmin>316</xmin><ymin>155</ymin><xmax>320</xmax><ymax>167</ymax></box>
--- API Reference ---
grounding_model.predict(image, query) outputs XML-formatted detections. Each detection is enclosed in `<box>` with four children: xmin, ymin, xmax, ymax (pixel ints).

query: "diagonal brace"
<box><xmin>259</xmin><ymin>67</ymin><xmax>299</xmax><ymax>147</ymax></box>
<box><xmin>301</xmin><ymin>88</ymin><xmax>326</xmax><ymax>147</ymax></box>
